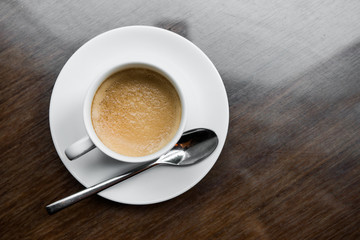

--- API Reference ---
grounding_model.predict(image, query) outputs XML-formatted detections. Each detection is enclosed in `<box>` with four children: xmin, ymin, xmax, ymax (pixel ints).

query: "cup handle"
<box><xmin>65</xmin><ymin>136</ymin><xmax>96</xmax><ymax>160</ymax></box>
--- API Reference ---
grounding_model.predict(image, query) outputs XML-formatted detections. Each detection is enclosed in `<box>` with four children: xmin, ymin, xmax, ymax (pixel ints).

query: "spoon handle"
<box><xmin>46</xmin><ymin>162</ymin><xmax>157</xmax><ymax>214</ymax></box>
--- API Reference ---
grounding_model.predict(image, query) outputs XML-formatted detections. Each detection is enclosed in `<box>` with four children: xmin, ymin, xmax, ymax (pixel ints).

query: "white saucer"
<box><xmin>49</xmin><ymin>26</ymin><xmax>229</xmax><ymax>204</ymax></box>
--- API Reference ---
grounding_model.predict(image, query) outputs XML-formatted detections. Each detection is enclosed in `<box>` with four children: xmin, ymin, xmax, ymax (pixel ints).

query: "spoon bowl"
<box><xmin>157</xmin><ymin>128</ymin><xmax>218</xmax><ymax>166</ymax></box>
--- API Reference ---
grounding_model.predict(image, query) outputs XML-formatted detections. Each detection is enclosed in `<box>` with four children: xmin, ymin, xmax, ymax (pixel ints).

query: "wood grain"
<box><xmin>1</xmin><ymin>0</ymin><xmax>360</xmax><ymax>239</ymax></box>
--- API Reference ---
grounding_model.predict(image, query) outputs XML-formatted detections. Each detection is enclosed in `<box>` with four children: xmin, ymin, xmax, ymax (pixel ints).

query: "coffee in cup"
<box><xmin>91</xmin><ymin>67</ymin><xmax>182</xmax><ymax>157</ymax></box>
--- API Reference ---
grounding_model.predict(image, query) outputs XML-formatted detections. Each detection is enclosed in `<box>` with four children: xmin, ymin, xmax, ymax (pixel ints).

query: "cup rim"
<box><xmin>83</xmin><ymin>61</ymin><xmax>187</xmax><ymax>163</ymax></box>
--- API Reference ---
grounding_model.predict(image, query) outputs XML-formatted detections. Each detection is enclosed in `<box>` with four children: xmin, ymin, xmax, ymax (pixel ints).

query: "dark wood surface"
<box><xmin>1</xmin><ymin>1</ymin><xmax>360</xmax><ymax>239</ymax></box>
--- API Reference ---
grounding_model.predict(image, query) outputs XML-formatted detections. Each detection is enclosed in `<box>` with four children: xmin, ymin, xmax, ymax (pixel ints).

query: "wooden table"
<box><xmin>1</xmin><ymin>1</ymin><xmax>360</xmax><ymax>239</ymax></box>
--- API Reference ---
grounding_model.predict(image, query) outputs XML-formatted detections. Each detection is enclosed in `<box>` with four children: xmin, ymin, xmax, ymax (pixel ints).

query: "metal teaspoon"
<box><xmin>46</xmin><ymin>128</ymin><xmax>218</xmax><ymax>214</ymax></box>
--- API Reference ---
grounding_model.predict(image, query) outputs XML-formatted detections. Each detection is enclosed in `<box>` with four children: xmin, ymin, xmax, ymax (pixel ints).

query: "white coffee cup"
<box><xmin>65</xmin><ymin>62</ymin><xmax>187</xmax><ymax>163</ymax></box>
